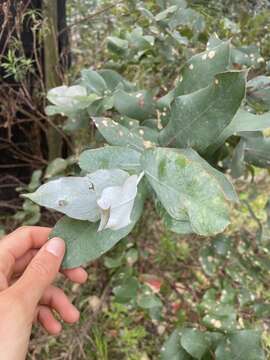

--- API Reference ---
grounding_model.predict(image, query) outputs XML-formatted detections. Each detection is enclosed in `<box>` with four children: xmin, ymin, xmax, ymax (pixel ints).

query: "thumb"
<box><xmin>13</xmin><ymin>237</ymin><xmax>65</xmax><ymax>310</ymax></box>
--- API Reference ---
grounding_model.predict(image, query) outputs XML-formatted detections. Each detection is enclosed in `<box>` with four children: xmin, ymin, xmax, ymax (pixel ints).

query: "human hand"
<box><xmin>0</xmin><ymin>226</ymin><xmax>88</xmax><ymax>360</ymax></box>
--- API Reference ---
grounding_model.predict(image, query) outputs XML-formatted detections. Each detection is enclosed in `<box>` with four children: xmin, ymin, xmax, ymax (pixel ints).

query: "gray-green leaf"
<box><xmin>159</xmin><ymin>71</ymin><xmax>246</xmax><ymax>153</ymax></box>
<box><xmin>175</xmin><ymin>41</ymin><xmax>231</xmax><ymax>96</ymax></box>
<box><xmin>93</xmin><ymin>117</ymin><xmax>148</xmax><ymax>152</ymax></box>
<box><xmin>23</xmin><ymin>176</ymin><xmax>100</xmax><ymax>221</ymax></box>
<box><xmin>215</xmin><ymin>331</ymin><xmax>265</xmax><ymax>360</ymax></box>
<box><xmin>114</xmin><ymin>89</ymin><xmax>155</xmax><ymax>121</ymax></box>
<box><xmin>79</xmin><ymin>146</ymin><xmax>141</xmax><ymax>173</ymax></box>
<box><xmin>50</xmin><ymin>185</ymin><xmax>146</xmax><ymax>268</ymax></box>
<box><xmin>181</xmin><ymin>328</ymin><xmax>209</xmax><ymax>360</ymax></box>
<box><xmin>161</xmin><ymin>329</ymin><xmax>192</xmax><ymax>360</ymax></box>
<box><xmin>208</xmin><ymin>109</ymin><xmax>270</xmax><ymax>154</ymax></box>
<box><xmin>80</xmin><ymin>69</ymin><xmax>107</xmax><ymax>95</ymax></box>
<box><xmin>141</xmin><ymin>147</ymin><xmax>231</xmax><ymax>236</ymax></box>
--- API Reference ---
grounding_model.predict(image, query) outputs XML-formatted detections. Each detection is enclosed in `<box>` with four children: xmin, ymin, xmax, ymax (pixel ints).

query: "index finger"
<box><xmin>0</xmin><ymin>226</ymin><xmax>51</xmax><ymax>280</ymax></box>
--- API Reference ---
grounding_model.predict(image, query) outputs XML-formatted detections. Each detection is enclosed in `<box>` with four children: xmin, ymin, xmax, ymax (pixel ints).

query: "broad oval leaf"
<box><xmin>180</xmin><ymin>328</ymin><xmax>209</xmax><ymax>360</ymax></box>
<box><xmin>24</xmin><ymin>176</ymin><xmax>99</xmax><ymax>221</ymax></box>
<box><xmin>79</xmin><ymin>146</ymin><xmax>141</xmax><ymax>173</ymax></box>
<box><xmin>93</xmin><ymin>117</ymin><xmax>155</xmax><ymax>152</ymax></box>
<box><xmin>141</xmin><ymin>147</ymin><xmax>231</xmax><ymax>236</ymax></box>
<box><xmin>183</xmin><ymin>148</ymin><xmax>238</xmax><ymax>203</ymax></box>
<box><xmin>47</xmin><ymin>85</ymin><xmax>87</xmax><ymax>108</ymax></box>
<box><xmin>161</xmin><ymin>328</ymin><xmax>193</xmax><ymax>360</ymax></box>
<box><xmin>50</xmin><ymin>185</ymin><xmax>146</xmax><ymax>268</ymax></box>
<box><xmin>24</xmin><ymin>169</ymin><xmax>129</xmax><ymax>221</ymax></box>
<box><xmin>241</xmin><ymin>132</ymin><xmax>270</xmax><ymax>168</ymax></box>
<box><xmin>156</xmin><ymin>201</ymin><xmax>193</xmax><ymax>234</ymax></box>
<box><xmin>114</xmin><ymin>89</ymin><xmax>156</xmax><ymax>121</ymax></box>
<box><xmin>159</xmin><ymin>71</ymin><xmax>246</xmax><ymax>153</ymax></box>
<box><xmin>215</xmin><ymin>330</ymin><xmax>265</xmax><ymax>360</ymax></box>
<box><xmin>247</xmin><ymin>76</ymin><xmax>270</xmax><ymax>111</ymax></box>
<box><xmin>107</xmin><ymin>36</ymin><xmax>129</xmax><ymax>55</ymax></box>
<box><xmin>80</xmin><ymin>69</ymin><xmax>107</xmax><ymax>95</ymax></box>
<box><xmin>175</xmin><ymin>40</ymin><xmax>231</xmax><ymax>96</ymax></box>
<box><xmin>208</xmin><ymin>109</ymin><xmax>270</xmax><ymax>154</ymax></box>
<box><xmin>98</xmin><ymin>69</ymin><xmax>136</xmax><ymax>92</ymax></box>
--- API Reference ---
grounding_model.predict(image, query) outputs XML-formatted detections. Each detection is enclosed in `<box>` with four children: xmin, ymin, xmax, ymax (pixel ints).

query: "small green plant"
<box><xmin>2</xmin><ymin>48</ymin><xmax>34</xmax><ymax>81</ymax></box>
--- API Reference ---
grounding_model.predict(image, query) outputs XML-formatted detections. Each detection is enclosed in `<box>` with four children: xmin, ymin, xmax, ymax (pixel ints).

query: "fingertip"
<box><xmin>38</xmin><ymin>306</ymin><xmax>62</xmax><ymax>335</ymax></box>
<box><xmin>50</xmin><ymin>321</ymin><xmax>62</xmax><ymax>335</ymax></box>
<box><xmin>45</xmin><ymin>237</ymin><xmax>65</xmax><ymax>258</ymax></box>
<box><xmin>63</xmin><ymin>267</ymin><xmax>88</xmax><ymax>284</ymax></box>
<box><xmin>65</xmin><ymin>306</ymin><xmax>80</xmax><ymax>324</ymax></box>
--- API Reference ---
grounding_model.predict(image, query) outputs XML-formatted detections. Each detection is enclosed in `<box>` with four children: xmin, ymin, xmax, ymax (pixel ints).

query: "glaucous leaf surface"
<box><xmin>113</xmin><ymin>277</ymin><xmax>139</xmax><ymax>303</ymax></box>
<box><xmin>231</xmin><ymin>139</ymin><xmax>246</xmax><ymax>178</ymax></box>
<box><xmin>155</xmin><ymin>5</ymin><xmax>178</xmax><ymax>22</ymax></box>
<box><xmin>161</xmin><ymin>328</ymin><xmax>192</xmax><ymax>360</ymax></box>
<box><xmin>114</xmin><ymin>89</ymin><xmax>155</xmax><ymax>121</ymax></box>
<box><xmin>131</xmin><ymin>126</ymin><xmax>159</xmax><ymax>143</ymax></box>
<box><xmin>182</xmin><ymin>149</ymin><xmax>238</xmax><ymax>203</ymax></box>
<box><xmin>24</xmin><ymin>169</ymin><xmax>129</xmax><ymax>221</ymax></box>
<box><xmin>80</xmin><ymin>69</ymin><xmax>107</xmax><ymax>95</ymax></box>
<box><xmin>181</xmin><ymin>328</ymin><xmax>209</xmax><ymax>359</ymax></box>
<box><xmin>156</xmin><ymin>201</ymin><xmax>193</xmax><ymax>234</ymax></box>
<box><xmin>247</xmin><ymin>76</ymin><xmax>270</xmax><ymax>111</ymax></box>
<box><xmin>98</xmin><ymin>69</ymin><xmax>136</xmax><ymax>92</ymax></box>
<box><xmin>215</xmin><ymin>330</ymin><xmax>265</xmax><ymax>360</ymax></box>
<box><xmin>93</xmin><ymin>117</ymin><xmax>154</xmax><ymax>152</ymax></box>
<box><xmin>47</xmin><ymin>85</ymin><xmax>88</xmax><ymax>108</ymax></box>
<box><xmin>159</xmin><ymin>71</ymin><xmax>246</xmax><ymax>153</ymax></box>
<box><xmin>168</xmin><ymin>7</ymin><xmax>205</xmax><ymax>33</ymax></box>
<box><xmin>202</xmin><ymin>304</ymin><xmax>237</xmax><ymax>332</ymax></box>
<box><xmin>208</xmin><ymin>109</ymin><xmax>270</xmax><ymax>154</ymax></box>
<box><xmin>24</xmin><ymin>176</ymin><xmax>99</xmax><ymax>221</ymax></box>
<box><xmin>107</xmin><ymin>36</ymin><xmax>129</xmax><ymax>55</ymax></box>
<box><xmin>174</xmin><ymin>41</ymin><xmax>231</xmax><ymax>96</ymax></box>
<box><xmin>127</xmin><ymin>27</ymin><xmax>155</xmax><ymax>50</ymax></box>
<box><xmin>241</xmin><ymin>132</ymin><xmax>270</xmax><ymax>168</ymax></box>
<box><xmin>50</xmin><ymin>185</ymin><xmax>146</xmax><ymax>268</ymax></box>
<box><xmin>79</xmin><ymin>146</ymin><xmax>141</xmax><ymax>173</ymax></box>
<box><xmin>141</xmin><ymin>147</ymin><xmax>231</xmax><ymax>236</ymax></box>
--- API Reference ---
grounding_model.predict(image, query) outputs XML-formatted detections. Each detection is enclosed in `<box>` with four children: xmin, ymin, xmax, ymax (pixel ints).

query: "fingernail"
<box><xmin>46</xmin><ymin>237</ymin><xmax>65</xmax><ymax>257</ymax></box>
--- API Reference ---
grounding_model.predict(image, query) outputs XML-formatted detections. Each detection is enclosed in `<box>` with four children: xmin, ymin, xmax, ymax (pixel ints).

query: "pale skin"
<box><xmin>0</xmin><ymin>226</ymin><xmax>88</xmax><ymax>360</ymax></box>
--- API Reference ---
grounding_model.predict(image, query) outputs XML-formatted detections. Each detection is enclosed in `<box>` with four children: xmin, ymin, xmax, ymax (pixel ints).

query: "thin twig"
<box><xmin>58</xmin><ymin>2</ymin><xmax>122</xmax><ymax>36</ymax></box>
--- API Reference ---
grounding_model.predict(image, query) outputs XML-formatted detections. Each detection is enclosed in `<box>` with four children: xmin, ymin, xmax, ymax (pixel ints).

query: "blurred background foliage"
<box><xmin>1</xmin><ymin>0</ymin><xmax>270</xmax><ymax>359</ymax></box>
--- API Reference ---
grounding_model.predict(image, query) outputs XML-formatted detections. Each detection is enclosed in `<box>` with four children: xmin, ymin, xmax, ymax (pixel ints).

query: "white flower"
<box><xmin>97</xmin><ymin>172</ymin><xmax>144</xmax><ymax>231</ymax></box>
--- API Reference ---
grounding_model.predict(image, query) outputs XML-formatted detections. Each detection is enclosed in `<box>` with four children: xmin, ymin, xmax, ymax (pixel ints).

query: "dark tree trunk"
<box><xmin>0</xmin><ymin>0</ymin><xmax>69</xmax><ymax>215</ymax></box>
